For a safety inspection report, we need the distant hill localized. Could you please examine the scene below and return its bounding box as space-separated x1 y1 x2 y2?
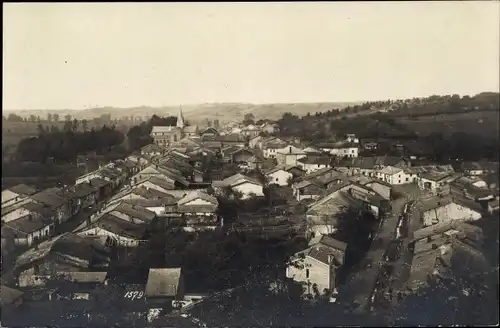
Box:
3 102 362 124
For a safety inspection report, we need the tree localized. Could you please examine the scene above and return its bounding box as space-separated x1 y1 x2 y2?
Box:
36 124 46 136
29 114 37 122
53 113 60 122
82 119 89 132
243 113 255 125
72 118 79 132
7 113 23 122
64 114 72 122
47 113 52 122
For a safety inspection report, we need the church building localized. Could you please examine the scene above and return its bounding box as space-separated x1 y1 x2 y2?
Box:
150 107 199 147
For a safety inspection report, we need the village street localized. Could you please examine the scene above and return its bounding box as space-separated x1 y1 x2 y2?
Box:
340 184 422 312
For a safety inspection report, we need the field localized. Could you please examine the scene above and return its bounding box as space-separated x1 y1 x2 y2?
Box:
395 110 500 138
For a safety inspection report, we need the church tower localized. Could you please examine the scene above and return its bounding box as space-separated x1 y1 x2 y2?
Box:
176 106 185 129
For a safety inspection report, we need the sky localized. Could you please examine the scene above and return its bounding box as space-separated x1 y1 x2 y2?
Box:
3 2 500 110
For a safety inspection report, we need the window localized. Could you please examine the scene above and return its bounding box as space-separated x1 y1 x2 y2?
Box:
406 177 409 182
306 269 310 278
275 178 279 182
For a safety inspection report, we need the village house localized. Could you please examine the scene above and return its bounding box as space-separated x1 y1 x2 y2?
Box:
240 125 261 138
362 141 378 151
30 188 72 225
302 145 323 154
222 147 255 164
449 177 494 201
140 144 164 157
292 180 326 202
286 235 347 297
89 177 114 200
77 212 148 247
461 162 486 176
183 125 200 138
109 202 157 226
212 173 264 199
305 188 364 235
276 145 307 166
363 179 392 200
297 155 332 173
417 171 457 192
261 123 279 134
246 155 264 171
200 127 219 138
15 233 111 287
248 135 263 149
2 213 54 247
1 184 37 210
406 221 485 292
317 141 359 158
145 268 185 317
374 166 413 185
176 191 219 231
264 165 305 187
416 195 483 227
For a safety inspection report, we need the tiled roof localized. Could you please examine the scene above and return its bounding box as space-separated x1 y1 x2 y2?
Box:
96 214 146 239
30 188 67 208
178 190 218 206
151 126 179 133
298 156 331 165
317 235 348 252
145 268 182 298
114 202 156 222
8 184 37 196
15 232 110 271
2 214 52 236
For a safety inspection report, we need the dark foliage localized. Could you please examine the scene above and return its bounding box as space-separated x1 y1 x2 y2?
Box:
15 125 124 163
126 115 179 151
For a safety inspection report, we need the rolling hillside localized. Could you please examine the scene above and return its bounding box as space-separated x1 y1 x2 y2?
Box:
3 102 362 123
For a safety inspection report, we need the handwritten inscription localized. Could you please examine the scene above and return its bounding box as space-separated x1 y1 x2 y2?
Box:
124 290 144 300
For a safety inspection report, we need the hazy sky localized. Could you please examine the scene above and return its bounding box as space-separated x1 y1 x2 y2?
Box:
3 2 499 110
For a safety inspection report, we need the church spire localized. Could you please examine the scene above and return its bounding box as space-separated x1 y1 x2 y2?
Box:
176 106 185 129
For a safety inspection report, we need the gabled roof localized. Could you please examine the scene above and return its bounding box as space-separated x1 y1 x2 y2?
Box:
308 190 363 214
132 186 177 202
2 214 52 236
151 126 179 134
298 155 331 165
113 202 156 222
95 213 146 240
216 173 263 188
145 268 182 298
30 188 67 208
419 171 454 182
141 143 163 153
178 190 218 206
15 232 110 271
7 184 37 196
378 166 403 175
89 177 112 188
142 176 176 191
317 235 348 252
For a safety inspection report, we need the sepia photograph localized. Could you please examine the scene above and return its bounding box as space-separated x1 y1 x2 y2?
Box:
2 2 499 327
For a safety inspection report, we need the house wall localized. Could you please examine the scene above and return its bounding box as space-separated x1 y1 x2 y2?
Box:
365 182 391 200
472 180 488 188
2 206 31 223
249 136 262 149
1 191 30 209
301 163 329 174
267 170 293 186
466 169 484 176
232 182 264 199
422 203 482 226
330 147 359 158
286 255 332 296
19 225 53 246
76 172 102 185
